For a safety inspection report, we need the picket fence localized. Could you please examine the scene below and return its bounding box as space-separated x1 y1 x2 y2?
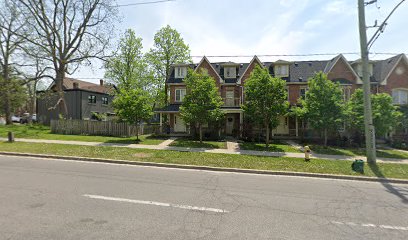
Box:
50 120 158 137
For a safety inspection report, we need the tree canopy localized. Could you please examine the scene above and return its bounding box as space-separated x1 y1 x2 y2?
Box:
180 69 224 143
299 72 344 146
242 65 288 147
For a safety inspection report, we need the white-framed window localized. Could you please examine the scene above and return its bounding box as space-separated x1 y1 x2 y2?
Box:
175 67 187 78
342 86 351 102
392 89 408 105
224 67 236 79
285 87 290 101
175 88 186 102
356 63 373 77
225 90 235 106
274 65 289 77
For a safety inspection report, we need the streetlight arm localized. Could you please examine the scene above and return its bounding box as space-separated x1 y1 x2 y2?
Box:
367 0 406 47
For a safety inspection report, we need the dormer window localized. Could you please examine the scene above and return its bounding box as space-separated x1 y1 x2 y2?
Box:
175 67 187 78
224 67 236 79
356 63 373 77
275 65 289 77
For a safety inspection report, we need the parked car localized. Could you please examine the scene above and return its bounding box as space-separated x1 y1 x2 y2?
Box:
20 113 37 124
11 115 20 123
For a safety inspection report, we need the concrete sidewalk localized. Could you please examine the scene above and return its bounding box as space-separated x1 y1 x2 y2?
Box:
1 137 407 164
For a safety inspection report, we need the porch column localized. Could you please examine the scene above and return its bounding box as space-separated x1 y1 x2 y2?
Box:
239 112 243 137
159 113 163 133
295 116 299 137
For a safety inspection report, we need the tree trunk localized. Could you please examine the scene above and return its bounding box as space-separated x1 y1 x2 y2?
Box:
199 124 203 144
136 124 139 141
55 68 68 118
4 93 12 125
324 128 328 146
265 124 270 148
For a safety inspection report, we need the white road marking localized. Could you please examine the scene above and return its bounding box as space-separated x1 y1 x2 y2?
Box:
332 221 408 231
83 194 228 213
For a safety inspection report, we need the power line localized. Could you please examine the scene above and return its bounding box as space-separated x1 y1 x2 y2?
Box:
190 52 404 58
114 0 176 7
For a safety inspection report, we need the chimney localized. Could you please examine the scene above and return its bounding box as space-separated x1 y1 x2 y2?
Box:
100 79 104 86
73 82 79 89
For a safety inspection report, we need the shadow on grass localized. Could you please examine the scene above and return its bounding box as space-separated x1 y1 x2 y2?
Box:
170 138 223 149
368 163 408 204
104 139 140 144
239 142 286 152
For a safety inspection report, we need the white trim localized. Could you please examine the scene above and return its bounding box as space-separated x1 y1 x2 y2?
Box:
194 56 223 82
383 54 407 85
238 55 263 84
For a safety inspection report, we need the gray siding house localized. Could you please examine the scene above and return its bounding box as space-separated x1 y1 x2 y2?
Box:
37 78 115 125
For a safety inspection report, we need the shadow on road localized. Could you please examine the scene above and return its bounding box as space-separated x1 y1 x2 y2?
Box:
368 163 408 204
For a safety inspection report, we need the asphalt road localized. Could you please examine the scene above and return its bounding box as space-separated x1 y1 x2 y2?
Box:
0 155 407 240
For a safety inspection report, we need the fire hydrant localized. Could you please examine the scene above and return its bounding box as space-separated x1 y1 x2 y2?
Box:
304 146 311 161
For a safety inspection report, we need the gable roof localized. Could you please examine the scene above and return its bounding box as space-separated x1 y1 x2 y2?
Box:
381 54 407 83
195 56 222 82
238 55 263 84
289 60 329 82
50 77 113 94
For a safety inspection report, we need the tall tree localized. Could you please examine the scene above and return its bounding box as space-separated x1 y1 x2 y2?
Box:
347 89 402 138
112 88 153 141
14 0 117 117
300 72 344 146
105 29 151 90
242 65 288 148
0 0 27 124
180 69 224 143
146 25 191 107
0 76 26 118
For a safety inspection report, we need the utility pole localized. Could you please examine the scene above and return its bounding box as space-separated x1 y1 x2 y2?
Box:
358 0 376 163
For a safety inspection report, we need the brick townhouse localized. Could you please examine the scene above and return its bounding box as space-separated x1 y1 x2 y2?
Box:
156 54 408 139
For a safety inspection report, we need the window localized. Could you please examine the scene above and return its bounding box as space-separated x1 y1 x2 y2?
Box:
342 86 351 102
88 95 96 104
224 67 236 78
225 90 235 106
102 97 108 105
285 87 290 101
175 88 186 102
275 65 289 77
175 67 187 78
356 63 373 77
300 87 308 99
393 89 408 105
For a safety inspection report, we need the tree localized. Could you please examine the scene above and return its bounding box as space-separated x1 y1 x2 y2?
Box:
0 76 26 117
14 0 118 117
180 69 224 143
242 65 288 148
347 89 402 138
112 88 153 141
146 25 191 107
300 72 344 146
0 0 27 124
105 29 152 90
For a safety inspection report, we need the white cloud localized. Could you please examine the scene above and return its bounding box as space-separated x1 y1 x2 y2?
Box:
324 1 355 15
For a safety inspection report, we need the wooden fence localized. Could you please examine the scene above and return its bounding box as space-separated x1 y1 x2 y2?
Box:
50 120 158 137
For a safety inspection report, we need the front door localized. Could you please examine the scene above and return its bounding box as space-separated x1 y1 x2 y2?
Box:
274 116 289 135
174 115 186 132
226 115 235 135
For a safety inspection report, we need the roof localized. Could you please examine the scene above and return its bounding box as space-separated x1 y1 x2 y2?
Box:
166 54 406 85
51 77 114 94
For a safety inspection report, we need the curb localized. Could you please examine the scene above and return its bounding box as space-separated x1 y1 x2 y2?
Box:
1 151 408 184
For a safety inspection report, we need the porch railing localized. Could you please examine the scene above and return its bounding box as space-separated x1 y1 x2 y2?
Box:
223 97 242 107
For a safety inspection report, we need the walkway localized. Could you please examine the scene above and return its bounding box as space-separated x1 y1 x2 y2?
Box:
1 137 407 164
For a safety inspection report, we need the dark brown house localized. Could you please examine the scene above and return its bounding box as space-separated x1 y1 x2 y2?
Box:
37 78 115 125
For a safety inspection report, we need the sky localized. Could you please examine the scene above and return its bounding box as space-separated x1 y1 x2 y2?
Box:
69 0 408 84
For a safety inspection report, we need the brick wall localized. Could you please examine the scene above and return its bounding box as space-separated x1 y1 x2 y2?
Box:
379 59 408 94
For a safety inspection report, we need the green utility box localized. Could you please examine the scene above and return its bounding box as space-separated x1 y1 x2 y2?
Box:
352 159 364 173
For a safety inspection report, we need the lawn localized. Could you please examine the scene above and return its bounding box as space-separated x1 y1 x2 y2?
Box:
0 141 407 180
0 124 166 145
169 138 226 149
309 145 408 159
239 141 300 153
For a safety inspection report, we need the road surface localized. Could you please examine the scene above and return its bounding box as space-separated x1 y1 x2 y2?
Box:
0 155 407 239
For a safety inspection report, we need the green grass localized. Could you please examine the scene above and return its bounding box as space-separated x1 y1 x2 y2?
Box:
0 141 407 180
239 141 300 153
0 124 166 145
169 138 226 149
309 145 408 159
